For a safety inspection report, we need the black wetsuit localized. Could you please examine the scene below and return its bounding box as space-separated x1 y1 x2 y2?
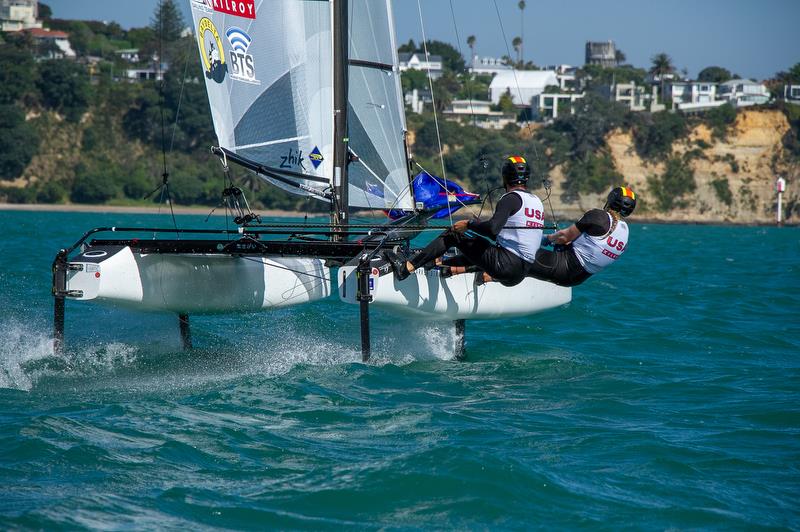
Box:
409 192 529 287
525 209 610 287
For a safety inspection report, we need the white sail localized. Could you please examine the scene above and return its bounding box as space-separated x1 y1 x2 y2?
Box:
347 0 414 210
188 0 334 198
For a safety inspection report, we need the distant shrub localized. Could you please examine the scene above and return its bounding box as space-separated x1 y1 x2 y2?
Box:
36 180 67 203
706 103 737 140
711 177 733 206
632 111 688 160
647 156 696 211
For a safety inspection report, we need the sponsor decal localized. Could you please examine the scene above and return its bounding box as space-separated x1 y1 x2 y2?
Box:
225 27 259 84
213 0 255 19
309 146 324 169
280 148 305 170
197 18 226 83
190 0 212 13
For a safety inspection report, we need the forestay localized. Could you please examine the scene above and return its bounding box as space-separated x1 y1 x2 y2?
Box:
188 0 334 198
347 0 413 210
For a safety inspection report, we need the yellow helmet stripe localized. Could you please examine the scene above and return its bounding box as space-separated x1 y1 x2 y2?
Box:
621 186 635 200
508 156 526 164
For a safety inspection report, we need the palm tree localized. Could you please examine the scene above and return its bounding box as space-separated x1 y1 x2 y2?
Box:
518 1 526 64
649 52 675 104
512 36 522 66
467 35 476 66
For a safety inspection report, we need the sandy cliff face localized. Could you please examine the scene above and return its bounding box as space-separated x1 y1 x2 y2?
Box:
546 109 796 224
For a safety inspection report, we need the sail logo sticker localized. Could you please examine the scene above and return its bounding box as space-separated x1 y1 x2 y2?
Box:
197 18 226 84
213 0 255 19
309 146 324 169
280 148 305 170
225 27 259 84
190 0 212 13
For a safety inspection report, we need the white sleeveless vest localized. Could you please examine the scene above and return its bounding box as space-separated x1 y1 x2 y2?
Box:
572 212 629 274
496 190 544 263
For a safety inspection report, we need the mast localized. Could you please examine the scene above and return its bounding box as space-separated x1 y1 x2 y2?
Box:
331 0 349 236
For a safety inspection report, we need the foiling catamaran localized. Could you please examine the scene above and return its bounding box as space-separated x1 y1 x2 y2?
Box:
52 0 571 360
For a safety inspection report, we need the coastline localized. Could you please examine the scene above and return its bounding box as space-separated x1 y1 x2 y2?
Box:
0 203 308 218
0 203 792 226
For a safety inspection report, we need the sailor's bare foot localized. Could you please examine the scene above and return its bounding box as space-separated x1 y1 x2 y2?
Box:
406 261 415 273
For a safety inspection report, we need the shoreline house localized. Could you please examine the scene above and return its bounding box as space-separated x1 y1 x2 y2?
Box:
531 92 585 121
0 0 40 31
469 55 512 76
443 99 516 129
585 41 618 68
668 81 725 112
489 70 559 106
718 79 770 107
20 27 75 59
785 84 800 105
398 52 443 79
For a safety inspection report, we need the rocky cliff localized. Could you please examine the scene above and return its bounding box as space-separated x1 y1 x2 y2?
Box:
545 109 797 224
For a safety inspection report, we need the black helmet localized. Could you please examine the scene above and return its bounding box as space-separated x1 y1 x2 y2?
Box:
605 186 636 217
501 156 531 187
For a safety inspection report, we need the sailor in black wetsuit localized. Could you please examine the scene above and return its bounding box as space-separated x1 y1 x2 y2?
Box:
526 186 636 286
386 156 545 287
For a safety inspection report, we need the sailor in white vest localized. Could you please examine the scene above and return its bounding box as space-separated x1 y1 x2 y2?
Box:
386 156 544 287
526 186 635 286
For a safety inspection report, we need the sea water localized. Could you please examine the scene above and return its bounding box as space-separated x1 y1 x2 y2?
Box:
0 210 798 529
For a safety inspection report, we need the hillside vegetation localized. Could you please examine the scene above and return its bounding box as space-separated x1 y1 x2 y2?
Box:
1 8 798 223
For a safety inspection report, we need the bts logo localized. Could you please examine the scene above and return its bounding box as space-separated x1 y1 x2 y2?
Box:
225 27 259 84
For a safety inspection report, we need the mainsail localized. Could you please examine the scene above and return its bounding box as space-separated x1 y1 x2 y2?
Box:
189 0 413 210
189 0 334 198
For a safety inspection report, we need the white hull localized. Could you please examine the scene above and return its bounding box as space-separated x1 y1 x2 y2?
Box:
338 259 571 321
66 246 331 314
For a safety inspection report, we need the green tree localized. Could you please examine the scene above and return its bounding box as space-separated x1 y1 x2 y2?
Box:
512 36 522 65
0 45 36 104
38 2 53 20
497 89 516 113
150 0 185 64
697 66 732 83
518 1 526 62
706 102 737 140
647 156 696 211
398 39 416 54
401 69 428 93
36 60 91 122
466 35 476 63
421 40 465 72
649 52 675 104
67 21 93 56
0 105 39 180
632 110 687 159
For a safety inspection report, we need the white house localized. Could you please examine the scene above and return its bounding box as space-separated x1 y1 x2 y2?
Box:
0 0 40 31
489 70 559 106
669 81 717 104
531 92 585 120
444 99 516 129
398 52 443 79
124 63 168 82
469 55 512 76
23 28 75 58
115 49 140 63
718 79 770 107
785 84 800 104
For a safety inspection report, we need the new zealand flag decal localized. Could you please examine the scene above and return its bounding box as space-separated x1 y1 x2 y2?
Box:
309 146 324 170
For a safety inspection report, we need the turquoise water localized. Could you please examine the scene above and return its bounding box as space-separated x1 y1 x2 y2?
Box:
0 210 798 529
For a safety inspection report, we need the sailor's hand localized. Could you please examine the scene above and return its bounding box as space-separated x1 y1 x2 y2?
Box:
453 220 470 233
